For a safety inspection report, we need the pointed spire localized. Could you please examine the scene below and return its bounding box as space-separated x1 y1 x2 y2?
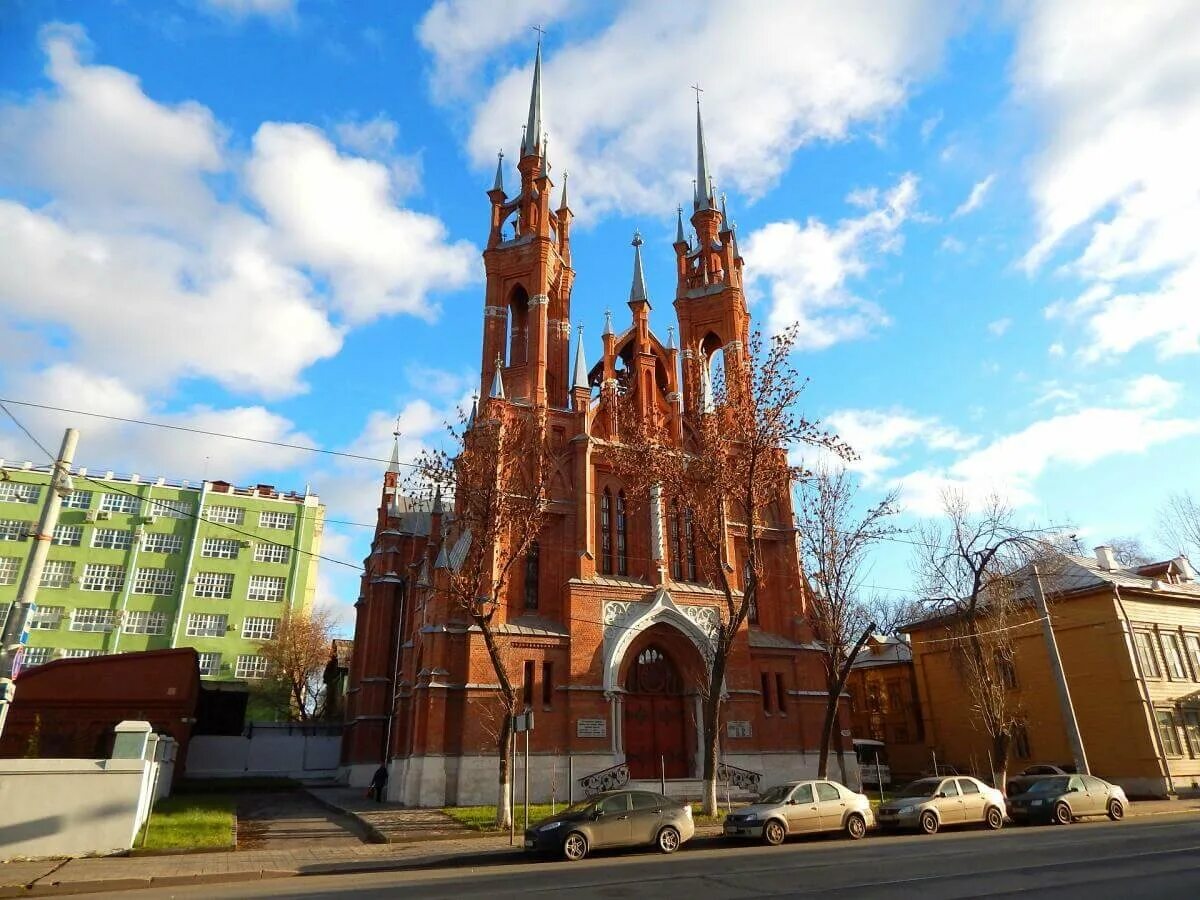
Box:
572 325 589 390
720 192 730 229
603 308 614 336
492 151 504 193
489 354 506 399
467 392 478 429
524 38 543 158
629 230 649 304
675 205 686 244
387 419 401 476
694 91 713 211
543 132 550 172
432 484 444 515
667 325 677 350
558 171 569 210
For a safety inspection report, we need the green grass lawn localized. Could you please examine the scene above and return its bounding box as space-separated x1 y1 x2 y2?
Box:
443 804 562 831
134 795 236 852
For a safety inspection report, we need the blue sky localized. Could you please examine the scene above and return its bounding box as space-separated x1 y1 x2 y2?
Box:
2 0 1198 625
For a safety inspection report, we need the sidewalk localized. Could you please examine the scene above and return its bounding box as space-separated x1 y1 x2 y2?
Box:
305 787 482 843
1 797 1195 898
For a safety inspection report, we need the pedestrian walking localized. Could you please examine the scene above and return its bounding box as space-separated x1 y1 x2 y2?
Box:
369 763 388 802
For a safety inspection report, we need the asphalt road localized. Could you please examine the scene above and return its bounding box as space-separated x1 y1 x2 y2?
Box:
121 815 1200 899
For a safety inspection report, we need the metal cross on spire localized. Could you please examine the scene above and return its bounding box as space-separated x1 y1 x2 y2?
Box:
691 82 704 103
532 23 546 41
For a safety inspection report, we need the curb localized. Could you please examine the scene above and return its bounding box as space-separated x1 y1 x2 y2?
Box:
302 790 389 845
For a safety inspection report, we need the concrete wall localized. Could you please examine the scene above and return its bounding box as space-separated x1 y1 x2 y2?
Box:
0 758 156 860
186 731 341 779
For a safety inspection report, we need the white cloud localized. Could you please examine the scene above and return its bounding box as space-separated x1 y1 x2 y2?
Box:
951 173 995 218
0 25 474 397
940 235 965 254
987 317 1012 337
246 123 476 323
424 1 956 217
920 111 943 142
335 114 399 157
1014 0 1200 359
743 175 919 348
199 0 296 19
1122 374 1181 411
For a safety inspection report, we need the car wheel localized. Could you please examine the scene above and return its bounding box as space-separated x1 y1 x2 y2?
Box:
657 825 682 854
919 811 939 835
845 813 867 840
1053 803 1072 826
763 819 787 846
1107 800 1124 821
562 832 589 861
985 806 1004 830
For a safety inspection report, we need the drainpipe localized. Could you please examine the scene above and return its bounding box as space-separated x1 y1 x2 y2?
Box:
111 481 150 653
171 481 209 649
1113 584 1175 795
382 580 407 765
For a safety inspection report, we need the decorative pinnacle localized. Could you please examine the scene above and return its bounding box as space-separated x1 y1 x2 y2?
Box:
667 325 677 350
492 150 504 193
603 308 614 336
572 324 589 390
693 85 713 212
523 33 543 159
489 353 506 399
629 230 649 305
558 171 569 210
676 205 686 244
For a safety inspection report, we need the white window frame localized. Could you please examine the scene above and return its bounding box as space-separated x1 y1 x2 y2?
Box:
133 567 176 596
39 559 75 588
253 542 291 564
0 482 40 503
258 510 296 530
204 505 244 525
123 610 168 635
235 654 269 679
29 605 64 630
193 571 234 599
91 528 134 551
0 556 22 584
197 652 222 676
70 608 117 632
61 489 93 510
148 498 191 519
186 612 228 637
201 538 241 559
241 616 279 640
247 574 286 602
81 563 125 592
142 532 184 554
100 493 140 514
0 519 29 542
62 648 105 659
52 524 83 547
21 646 51 667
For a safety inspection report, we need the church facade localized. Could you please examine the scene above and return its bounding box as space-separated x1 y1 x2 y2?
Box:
341 45 857 805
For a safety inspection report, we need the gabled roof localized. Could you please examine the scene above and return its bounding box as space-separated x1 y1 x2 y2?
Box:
851 635 912 669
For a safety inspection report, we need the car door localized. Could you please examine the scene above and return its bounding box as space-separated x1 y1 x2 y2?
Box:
784 783 820 834
935 778 964 823
629 791 666 844
591 793 633 847
1062 777 1087 816
815 782 848 831
956 778 985 822
1078 776 1107 816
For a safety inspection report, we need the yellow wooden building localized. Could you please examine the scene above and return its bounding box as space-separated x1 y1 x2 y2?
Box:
906 547 1200 798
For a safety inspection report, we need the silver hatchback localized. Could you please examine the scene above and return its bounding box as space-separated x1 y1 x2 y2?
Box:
724 779 874 845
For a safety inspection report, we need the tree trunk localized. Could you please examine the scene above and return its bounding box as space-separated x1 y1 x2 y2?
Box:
496 712 514 829
992 730 1012 794
700 651 729 816
817 627 875 779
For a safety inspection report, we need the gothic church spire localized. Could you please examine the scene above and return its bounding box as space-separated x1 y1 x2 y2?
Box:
522 38 544 158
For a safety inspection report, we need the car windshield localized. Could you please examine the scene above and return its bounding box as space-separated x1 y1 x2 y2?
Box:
895 779 941 798
757 785 795 804
558 798 598 816
1027 777 1071 794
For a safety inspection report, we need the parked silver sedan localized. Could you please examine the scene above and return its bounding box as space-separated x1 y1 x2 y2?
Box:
724 780 874 845
876 776 1006 834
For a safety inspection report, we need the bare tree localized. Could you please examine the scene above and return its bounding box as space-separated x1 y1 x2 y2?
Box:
914 492 1053 791
1159 492 1200 561
255 607 337 722
612 326 848 815
414 406 556 828
796 466 900 778
1106 536 1153 569
862 594 927 637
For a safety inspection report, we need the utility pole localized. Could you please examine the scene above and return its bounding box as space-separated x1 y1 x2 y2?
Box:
0 428 79 740
1032 564 1090 775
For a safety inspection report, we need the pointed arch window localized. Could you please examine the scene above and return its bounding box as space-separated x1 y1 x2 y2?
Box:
669 500 697 582
744 561 758 625
524 541 540 610
600 489 613 575
616 490 629 576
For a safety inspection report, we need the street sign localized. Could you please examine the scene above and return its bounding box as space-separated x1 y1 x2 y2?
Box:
515 710 535 732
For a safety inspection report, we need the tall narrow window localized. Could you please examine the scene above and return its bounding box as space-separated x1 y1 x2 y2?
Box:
616 490 628 576
669 501 682 581
684 507 697 581
524 541 540 609
775 673 787 713
745 562 758 624
523 660 535 709
760 672 772 712
600 489 613 575
542 661 553 707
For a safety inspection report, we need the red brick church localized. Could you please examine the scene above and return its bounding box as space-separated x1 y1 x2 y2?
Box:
341 44 855 805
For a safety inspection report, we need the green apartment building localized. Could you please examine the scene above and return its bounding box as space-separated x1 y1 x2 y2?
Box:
0 462 323 682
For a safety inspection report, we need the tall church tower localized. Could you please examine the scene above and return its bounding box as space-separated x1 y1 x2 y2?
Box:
672 97 748 416
481 41 575 409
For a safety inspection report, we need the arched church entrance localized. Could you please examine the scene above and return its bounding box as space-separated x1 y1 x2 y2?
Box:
622 637 698 779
